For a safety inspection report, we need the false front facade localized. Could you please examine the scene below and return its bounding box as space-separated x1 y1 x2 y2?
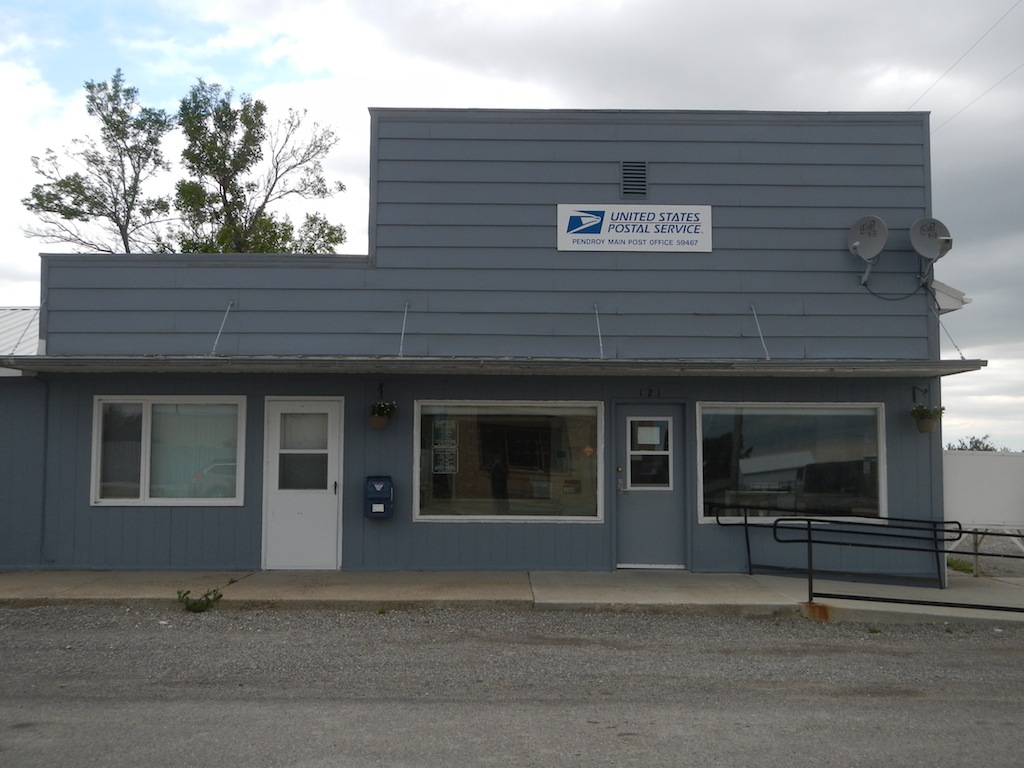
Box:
1 108 983 574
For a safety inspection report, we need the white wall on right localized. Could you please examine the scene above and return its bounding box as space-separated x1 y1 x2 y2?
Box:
943 451 1024 529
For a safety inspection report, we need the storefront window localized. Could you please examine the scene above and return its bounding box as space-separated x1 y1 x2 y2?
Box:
93 397 245 505
699 403 884 520
416 402 602 520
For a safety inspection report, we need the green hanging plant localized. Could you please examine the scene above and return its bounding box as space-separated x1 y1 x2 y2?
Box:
370 400 397 417
910 404 944 421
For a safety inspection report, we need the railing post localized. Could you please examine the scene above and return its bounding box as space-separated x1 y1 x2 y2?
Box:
743 507 753 575
806 520 814 604
933 520 946 588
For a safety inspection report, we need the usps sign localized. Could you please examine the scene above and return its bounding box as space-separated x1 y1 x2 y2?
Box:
557 204 712 252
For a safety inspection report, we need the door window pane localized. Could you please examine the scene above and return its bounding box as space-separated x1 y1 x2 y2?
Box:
627 418 672 489
281 413 328 450
279 454 329 490
630 455 670 487
632 421 669 451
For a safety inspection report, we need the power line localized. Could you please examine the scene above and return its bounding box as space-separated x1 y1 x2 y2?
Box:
932 58 1024 132
907 0 1022 111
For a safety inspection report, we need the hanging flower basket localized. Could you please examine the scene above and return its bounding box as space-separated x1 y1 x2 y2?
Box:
911 404 944 434
370 401 396 429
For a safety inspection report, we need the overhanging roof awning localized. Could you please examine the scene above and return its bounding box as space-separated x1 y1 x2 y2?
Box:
1 355 987 378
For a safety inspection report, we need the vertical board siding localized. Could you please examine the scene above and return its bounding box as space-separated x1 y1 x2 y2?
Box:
0 380 46 566
9 372 941 574
40 109 937 362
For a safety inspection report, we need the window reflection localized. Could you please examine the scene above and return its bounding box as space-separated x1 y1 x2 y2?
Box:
418 404 600 518
701 405 881 518
99 403 143 499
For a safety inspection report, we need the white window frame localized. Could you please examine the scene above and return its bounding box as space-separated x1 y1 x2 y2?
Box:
626 415 674 491
697 402 887 523
413 400 605 523
90 395 246 506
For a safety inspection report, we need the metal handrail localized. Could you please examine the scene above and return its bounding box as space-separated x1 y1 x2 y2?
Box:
784 519 1024 614
710 503 957 583
711 502 1024 614
770 516 960 602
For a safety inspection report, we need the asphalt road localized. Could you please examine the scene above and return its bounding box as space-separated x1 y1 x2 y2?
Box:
2 605 1023 767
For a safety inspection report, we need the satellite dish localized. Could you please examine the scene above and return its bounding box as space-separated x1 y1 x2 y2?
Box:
910 217 952 261
846 216 888 263
846 216 888 285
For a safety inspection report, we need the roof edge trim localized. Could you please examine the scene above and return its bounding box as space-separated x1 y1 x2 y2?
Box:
1 355 987 378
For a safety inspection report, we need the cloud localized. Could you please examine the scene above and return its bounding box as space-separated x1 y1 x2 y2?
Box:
0 52 98 303
942 354 1024 450
2 0 1022 445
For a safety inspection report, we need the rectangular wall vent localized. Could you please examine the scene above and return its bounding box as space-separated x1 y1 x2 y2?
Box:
620 161 648 198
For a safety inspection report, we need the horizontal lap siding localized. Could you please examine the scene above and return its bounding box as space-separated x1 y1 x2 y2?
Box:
376 205 924 230
376 182 923 208
42 110 934 361
376 160 925 187
369 110 933 361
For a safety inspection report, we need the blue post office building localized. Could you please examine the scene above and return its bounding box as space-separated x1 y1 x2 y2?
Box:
1 108 984 575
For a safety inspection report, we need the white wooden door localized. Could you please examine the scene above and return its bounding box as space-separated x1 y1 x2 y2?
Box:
263 398 343 569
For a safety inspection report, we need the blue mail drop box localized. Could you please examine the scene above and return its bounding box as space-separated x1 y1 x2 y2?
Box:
364 475 394 519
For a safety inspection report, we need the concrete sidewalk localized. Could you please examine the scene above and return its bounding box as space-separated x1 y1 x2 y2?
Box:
2 569 1024 624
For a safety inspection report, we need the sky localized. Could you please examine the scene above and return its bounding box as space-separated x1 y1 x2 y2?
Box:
1 0 1022 448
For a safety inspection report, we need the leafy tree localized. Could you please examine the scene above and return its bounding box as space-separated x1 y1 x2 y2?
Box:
22 69 176 253
945 434 1014 452
173 81 346 253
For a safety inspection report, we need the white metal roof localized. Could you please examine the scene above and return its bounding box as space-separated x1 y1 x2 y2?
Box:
0 308 39 377
0 308 39 354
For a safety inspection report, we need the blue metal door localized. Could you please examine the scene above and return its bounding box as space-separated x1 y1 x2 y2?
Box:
615 403 686 568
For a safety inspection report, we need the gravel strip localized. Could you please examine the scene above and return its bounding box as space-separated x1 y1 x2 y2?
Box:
3 604 1022 703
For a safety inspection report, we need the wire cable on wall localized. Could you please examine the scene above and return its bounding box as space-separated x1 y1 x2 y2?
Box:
862 282 923 302
749 304 771 360
210 301 234 356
